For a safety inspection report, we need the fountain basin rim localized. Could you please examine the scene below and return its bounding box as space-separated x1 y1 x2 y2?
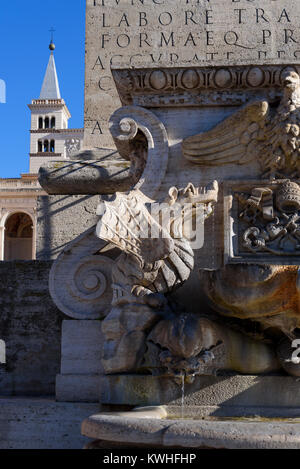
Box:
82 406 300 449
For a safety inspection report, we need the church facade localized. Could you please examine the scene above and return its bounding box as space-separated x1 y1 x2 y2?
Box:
0 43 84 261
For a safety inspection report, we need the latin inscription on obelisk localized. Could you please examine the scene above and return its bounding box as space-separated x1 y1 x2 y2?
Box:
85 0 300 149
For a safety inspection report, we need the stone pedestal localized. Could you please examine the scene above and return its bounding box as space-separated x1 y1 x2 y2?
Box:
100 374 300 416
56 320 104 402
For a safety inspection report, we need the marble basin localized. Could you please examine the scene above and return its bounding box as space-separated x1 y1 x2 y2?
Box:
82 406 300 449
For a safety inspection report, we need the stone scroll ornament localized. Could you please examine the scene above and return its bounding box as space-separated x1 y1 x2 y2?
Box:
109 106 169 199
49 226 116 320
49 107 170 321
182 70 300 180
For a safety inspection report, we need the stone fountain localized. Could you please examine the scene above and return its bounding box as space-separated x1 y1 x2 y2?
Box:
38 1 300 449
39 64 300 449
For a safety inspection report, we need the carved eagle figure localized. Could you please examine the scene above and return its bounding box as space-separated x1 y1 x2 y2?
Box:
182 70 300 179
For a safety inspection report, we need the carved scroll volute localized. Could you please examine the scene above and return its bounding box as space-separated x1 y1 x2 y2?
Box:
109 106 169 199
49 227 116 320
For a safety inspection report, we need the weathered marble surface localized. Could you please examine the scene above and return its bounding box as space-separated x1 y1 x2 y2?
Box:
56 320 105 402
85 0 300 149
99 374 300 407
38 158 133 195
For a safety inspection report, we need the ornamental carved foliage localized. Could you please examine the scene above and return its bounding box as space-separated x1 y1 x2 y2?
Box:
236 180 300 257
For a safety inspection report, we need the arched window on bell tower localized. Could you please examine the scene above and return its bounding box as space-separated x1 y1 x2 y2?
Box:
44 140 49 152
38 140 43 153
45 117 50 129
38 117 43 129
51 117 56 129
50 140 55 153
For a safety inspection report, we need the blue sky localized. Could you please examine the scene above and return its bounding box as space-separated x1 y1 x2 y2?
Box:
0 0 85 177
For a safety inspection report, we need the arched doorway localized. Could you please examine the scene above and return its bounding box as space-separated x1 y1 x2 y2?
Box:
4 213 33 261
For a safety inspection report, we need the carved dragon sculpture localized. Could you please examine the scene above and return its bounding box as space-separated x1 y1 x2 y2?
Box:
46 72 300 381
96 182 218 303
96 182 219 374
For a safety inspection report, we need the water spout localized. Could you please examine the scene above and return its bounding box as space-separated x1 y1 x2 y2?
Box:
181 373 185 419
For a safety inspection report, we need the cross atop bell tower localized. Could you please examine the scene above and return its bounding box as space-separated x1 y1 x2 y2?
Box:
49 27 55 43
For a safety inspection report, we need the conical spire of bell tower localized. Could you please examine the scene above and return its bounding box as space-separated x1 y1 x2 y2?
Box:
39 40 61 100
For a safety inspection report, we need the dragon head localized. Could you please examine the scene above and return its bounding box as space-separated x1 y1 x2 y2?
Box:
163 181 218 244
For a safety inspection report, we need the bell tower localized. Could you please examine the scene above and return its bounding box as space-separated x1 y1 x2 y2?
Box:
28 40 83 174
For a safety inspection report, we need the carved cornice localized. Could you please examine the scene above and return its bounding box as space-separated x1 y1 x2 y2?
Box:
112 64 300 107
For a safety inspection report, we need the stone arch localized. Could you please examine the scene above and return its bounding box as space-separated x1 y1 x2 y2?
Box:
2 212 34 261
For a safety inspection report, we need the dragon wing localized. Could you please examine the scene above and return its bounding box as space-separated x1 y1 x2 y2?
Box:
96 192 174 265
182 100 269 166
